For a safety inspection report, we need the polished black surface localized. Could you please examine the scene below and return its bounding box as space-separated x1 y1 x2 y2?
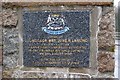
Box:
23 10 91 67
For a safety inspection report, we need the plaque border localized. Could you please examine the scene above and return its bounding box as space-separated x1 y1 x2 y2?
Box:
18 6 100 69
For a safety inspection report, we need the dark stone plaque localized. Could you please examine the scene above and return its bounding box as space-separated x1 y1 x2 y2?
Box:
23 10 90 67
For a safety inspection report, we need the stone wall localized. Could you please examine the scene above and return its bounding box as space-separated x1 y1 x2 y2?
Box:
2 3 115 78
97 7 115 73
0 3 3 79
0 7 2 65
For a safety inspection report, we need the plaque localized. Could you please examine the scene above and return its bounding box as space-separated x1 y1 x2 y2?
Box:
23 10 90 67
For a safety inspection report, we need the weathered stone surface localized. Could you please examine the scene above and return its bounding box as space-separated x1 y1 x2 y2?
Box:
3 28 19 69
0 26 2 46
96 72 114 78
2 0 113 2
4 67 91 78
2 8 18 28
99 7 115 31
3 28 18 55
0 11 2 67
98 7 115 51
2 1 113 8
97 51 114 73
102 7 115 17
0 49 2 65
3 70 13 78
0 28 2 46
0 66 2 79
0 11 2 46
0 24 2 58
12 70 91 78
3 55 18 69
0 12 2 26
0 10 3 80
98 30 115 51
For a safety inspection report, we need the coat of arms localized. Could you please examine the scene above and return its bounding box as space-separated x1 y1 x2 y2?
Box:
42 14 69 35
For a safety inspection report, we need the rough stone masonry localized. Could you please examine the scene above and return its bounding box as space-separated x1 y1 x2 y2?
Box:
2 2 115 78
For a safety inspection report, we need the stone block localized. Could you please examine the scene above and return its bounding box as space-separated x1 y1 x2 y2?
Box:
0 49 2 65
0 27 2 46
98 30 115 51
2 8 18 28
0 66 2 79
2 0 113 2
97 51 115 73
98 7 115 51
0 12 2 26
3 28 19 69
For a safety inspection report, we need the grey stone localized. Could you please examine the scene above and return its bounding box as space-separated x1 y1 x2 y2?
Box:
0 27 2 45
12 70 91 78
0 66 2 79
0 11 2 46
3 28 19 69
102 7 114 16
12 70 23 78
3 28 19 55
0 12 2 26
0 49 2 65
96 72 114 78
3 55 18 69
